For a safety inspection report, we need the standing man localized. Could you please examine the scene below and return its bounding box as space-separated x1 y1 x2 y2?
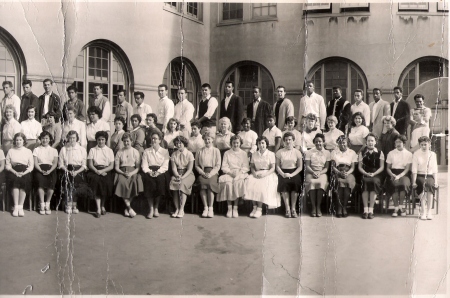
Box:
350 89 370 126
326 86 351 132
298 81 326 130
38 79 62 123
1 81 21 121
63 85 85 122
174 87 195 138
410 94 432 128
19 80 39 122
390 86 410 136
156 84 174 133
273 85 294 131
133 91 152 126
369 88 390 137
219 81 244 134
89 83 110 123
115 89 133 131
246 86 272 137
196 83 218 135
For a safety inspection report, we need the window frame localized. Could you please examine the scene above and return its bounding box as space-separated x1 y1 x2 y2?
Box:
164 2 203 23
398 2 429 12
0 29 27 97
340 3 370 13
219 3 278 25
303 3 332 15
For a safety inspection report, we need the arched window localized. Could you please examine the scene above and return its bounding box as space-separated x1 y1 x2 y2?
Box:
0 28 26 94
222 61 275 108
399 56 449 99
71 40 133 121
307 57 367 104
162 57 201 107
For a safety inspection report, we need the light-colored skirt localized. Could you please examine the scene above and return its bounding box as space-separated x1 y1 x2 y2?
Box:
244 170 280 209
114 166 143 198
217 172 248 202
169 172 196 195
305 173 328 192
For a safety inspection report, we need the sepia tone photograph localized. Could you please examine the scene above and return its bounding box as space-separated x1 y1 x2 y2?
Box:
0 0 448 296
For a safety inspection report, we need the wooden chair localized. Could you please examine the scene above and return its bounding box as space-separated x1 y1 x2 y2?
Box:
408 185 440 215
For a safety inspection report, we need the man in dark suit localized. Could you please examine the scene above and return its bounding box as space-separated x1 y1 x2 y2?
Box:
19 79 39 122
325 86 351 132
220 81 244 133
246 86 272 137
390 86 410 136
38 79 62 123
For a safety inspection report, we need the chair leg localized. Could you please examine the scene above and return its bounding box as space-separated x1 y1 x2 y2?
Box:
1 184 5 212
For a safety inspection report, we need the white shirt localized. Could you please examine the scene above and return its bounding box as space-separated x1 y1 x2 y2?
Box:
412 150 438 175
276 147 303 169
21 119 42 140
262 126 282 147
141 146 170 174
33 145 58 165
58 144 87 169
174 99 195 129
331 148 358 166
1 93 21 121
62 118 87 147
86 119 110 141
187 134 205 153
298 92 327 129
93 95 111 122
87 145 115 167
6 146 34 172
392 98 401 118
348 125 370 146
133 103 153 126
351 101 371 125
238 130 258 153
386 148 412 169
252 98 261 121
197 96 219 119
157 96 175 133
224 93 233 110
43 94 50 115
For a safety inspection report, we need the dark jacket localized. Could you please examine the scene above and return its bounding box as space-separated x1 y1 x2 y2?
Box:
390 100 410 136
20 92 40 122
38 92 62 123
246 100 272 137
220 94 244 134
326 97 352 132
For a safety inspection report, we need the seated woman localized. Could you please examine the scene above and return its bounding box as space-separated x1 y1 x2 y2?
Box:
42 112 62 150
60 106 86 149
348 112 369 154
195 132 221 218
301 113 322 152
331 135 357 218
169 136 196 218
87 131 115 218
164 118 181 156
218 135 250 218
276 132 303 218
377 116 400 158
58 130 89 214
358 133 385 219
304 133 330 217
324 116 344 151
385 135 412 217
262 114 282 153
114 132 144 218
33 131 58 215
281 116 302 150
187 120 205 156
412 136 438 220
2 104 22 155
214 117 234 158
110 116 126 155
21 105 42 151
238 118 258 155
86 106 110 153
129 114 146 154
6 132 34 217
141 131 170 219
410 110 431 153
245 136 280 218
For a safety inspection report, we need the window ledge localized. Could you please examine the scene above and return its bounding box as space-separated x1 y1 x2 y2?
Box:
397 11 448 16
217 17 278 27
163 7 203 24
302 12 370 19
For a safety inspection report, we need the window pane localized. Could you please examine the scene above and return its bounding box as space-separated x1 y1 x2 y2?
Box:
238 65 258 89
223 3 243 20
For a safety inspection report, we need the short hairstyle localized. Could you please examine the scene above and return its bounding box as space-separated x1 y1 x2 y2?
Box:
130 114 142 124
382 115 397 126
191 120 202 129
326 115 338 124
22 80 32 87
283 131 296 141
122 132 132 142
146 130 163 146
178 87 187 93
43 79 53 85
134 91 145 98
2 81 13 88
26 105 36 113
158 84 168 91
202 131 214 140
394 135 408 144
332 86 342 91
146 113 157 123
92 83 103 89
373 88 382 94
266 114 276 120
95 131 109 142
3 104 17 119
305 113 317 122
414 94 425 101
354 89 364 95
305 80 314 86
365 132 378 143
285 116 298 126
38 131 54 145
117 89 126 95
252 86 261 92
351 112 366 127
166 117 180 131
256 136 270 147
218 117 232 131
276 85 286 91
225 81 234 88
393 86 403 93
44 111 59 123
87 106 102 118
173 135 189 147
13 132 27 146
230 134 243 146
66 130 80 142
114 116 126 126
418 136 431 144
201 83 211 89
67 85 77 93
241 117 252 125
313 133 325 143
66 106 76 113
336 135 350 144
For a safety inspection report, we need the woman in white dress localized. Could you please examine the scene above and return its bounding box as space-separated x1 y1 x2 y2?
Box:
281 116 303 150
238 118 258 155
301 113 322 152
244 136 280 218
218 135 250 218
214 117 234 159
324 116 344 151
348 112 369 154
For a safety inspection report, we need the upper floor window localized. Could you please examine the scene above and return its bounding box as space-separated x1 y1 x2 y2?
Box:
252 3 277 18
0 29 26 97
303 3 332 14
0 40 17 87
222 3 243 20
398 2 429 12
220 3 277 24
164 2 203 22
438 1 449 12
340 3 370 12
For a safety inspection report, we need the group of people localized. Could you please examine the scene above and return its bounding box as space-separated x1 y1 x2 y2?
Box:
0 78 439 220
